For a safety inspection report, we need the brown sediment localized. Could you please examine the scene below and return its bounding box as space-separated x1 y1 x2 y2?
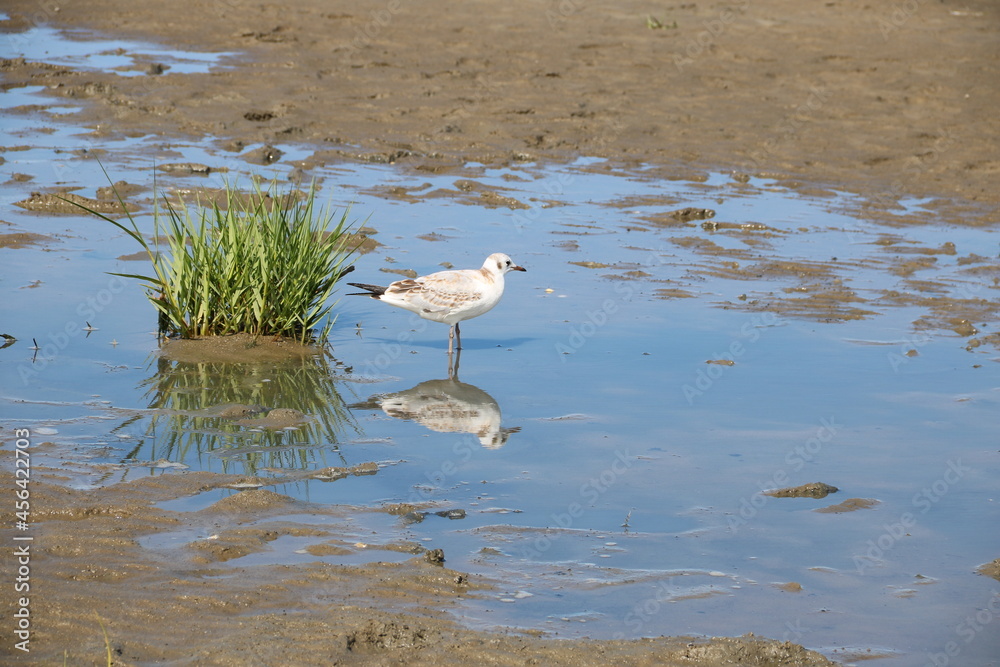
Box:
157 332 322 363
0 465 837 665
0 0 996 222
0 231 57 248
764 482 839 499
815 498 881 513
1 0 998 660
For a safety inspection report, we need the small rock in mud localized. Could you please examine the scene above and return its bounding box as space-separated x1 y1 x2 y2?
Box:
670 207 716 222
242 144 284 165
764 482 839 498
424 548 446 565
815 498 880 513
434 509 466 520
951 319 979 337
158 162 214 175
775 582 803 593
384 503 423 516
14 191 137 215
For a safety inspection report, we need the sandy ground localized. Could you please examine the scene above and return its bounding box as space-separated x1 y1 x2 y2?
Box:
0 462 838 665
2 0 999 221
3 0 999 663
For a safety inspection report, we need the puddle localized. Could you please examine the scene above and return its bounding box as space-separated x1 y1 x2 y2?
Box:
2 18 237 76
2 22 1000 667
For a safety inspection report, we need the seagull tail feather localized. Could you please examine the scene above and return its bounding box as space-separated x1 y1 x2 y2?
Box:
346 282 387 297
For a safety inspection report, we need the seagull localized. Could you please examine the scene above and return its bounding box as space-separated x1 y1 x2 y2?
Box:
351 378 520 449
347 252 526 353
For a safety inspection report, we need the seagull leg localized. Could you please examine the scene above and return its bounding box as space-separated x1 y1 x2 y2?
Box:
455 322 462 351
448 325 455 355
448 346 461 380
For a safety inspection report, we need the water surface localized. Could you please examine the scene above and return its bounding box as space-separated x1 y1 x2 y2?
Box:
1 26 999 667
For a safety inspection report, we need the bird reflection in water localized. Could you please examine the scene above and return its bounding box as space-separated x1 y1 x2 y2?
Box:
350 349 519 449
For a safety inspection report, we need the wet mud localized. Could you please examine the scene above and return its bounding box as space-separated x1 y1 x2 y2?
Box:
764 482 839 499
1 0 999 663
14 191 138 215
1 0 997 221
0 463 837 665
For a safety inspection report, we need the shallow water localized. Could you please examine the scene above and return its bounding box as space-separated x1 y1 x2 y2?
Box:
3 20 237 75
2 25 1000 666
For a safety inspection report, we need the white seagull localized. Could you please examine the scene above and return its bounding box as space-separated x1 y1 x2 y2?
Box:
347 252 526 353
352 378 521 449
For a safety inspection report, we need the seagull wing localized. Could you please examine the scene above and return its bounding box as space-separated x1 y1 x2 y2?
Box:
384 270 490 315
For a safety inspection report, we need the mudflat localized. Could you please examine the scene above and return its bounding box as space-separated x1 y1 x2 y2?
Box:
2 0 998 664
2 0 998 219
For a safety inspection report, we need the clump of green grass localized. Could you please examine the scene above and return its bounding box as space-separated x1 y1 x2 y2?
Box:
72 175 359 343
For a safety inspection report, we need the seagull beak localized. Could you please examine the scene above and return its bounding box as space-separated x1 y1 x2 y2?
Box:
512 265 527 272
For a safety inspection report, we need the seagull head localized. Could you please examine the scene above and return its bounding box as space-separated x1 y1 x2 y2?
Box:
484 253 527 275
